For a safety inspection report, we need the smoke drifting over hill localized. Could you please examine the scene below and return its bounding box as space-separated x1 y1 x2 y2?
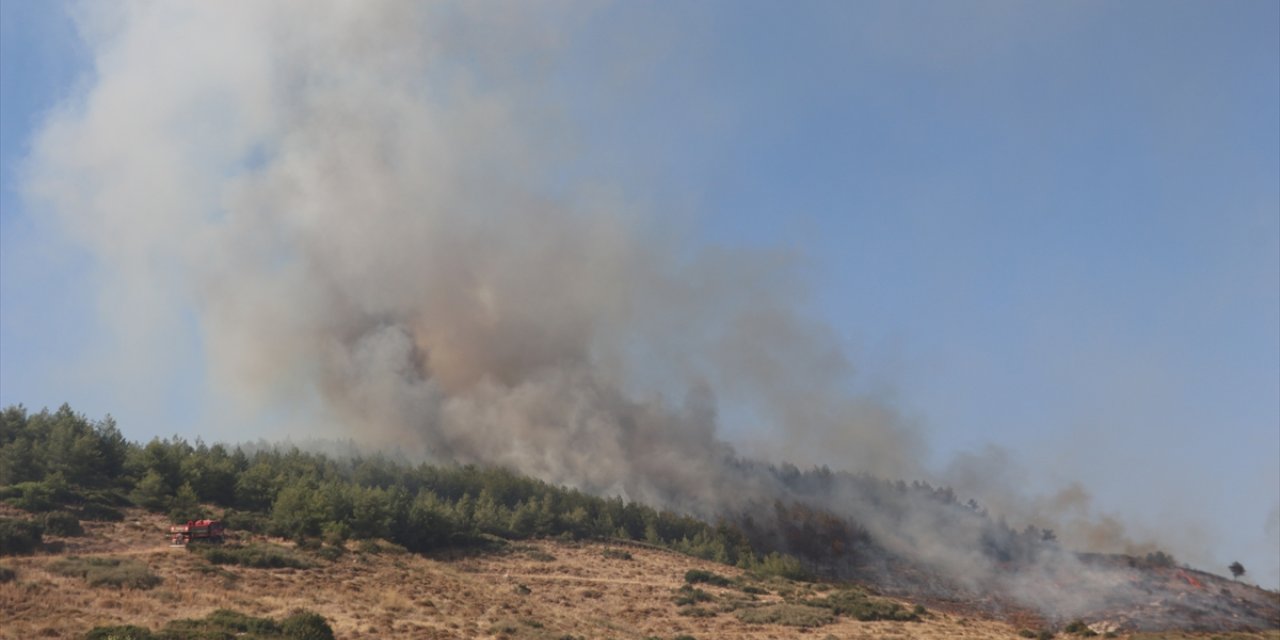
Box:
21 1 1264 621
27 0 923 516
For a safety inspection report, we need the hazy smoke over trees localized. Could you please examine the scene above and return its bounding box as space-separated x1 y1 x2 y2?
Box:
22 0 1217 613
26 0 921 513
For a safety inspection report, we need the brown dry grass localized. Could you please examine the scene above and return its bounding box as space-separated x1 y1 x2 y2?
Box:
0 506 1274 640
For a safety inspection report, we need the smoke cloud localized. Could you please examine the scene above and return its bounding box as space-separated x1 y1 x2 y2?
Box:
22 0 1232 621
27 0 920 511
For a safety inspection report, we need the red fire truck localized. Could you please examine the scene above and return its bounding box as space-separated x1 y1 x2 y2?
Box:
168 519 226 546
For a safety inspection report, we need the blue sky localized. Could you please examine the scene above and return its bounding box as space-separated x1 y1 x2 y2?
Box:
1 1 1277 584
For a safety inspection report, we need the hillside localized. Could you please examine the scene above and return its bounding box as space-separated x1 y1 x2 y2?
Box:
2 505 1278 640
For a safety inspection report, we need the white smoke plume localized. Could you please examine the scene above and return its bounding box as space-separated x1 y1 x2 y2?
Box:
23 0 1235 622
27 0 919 510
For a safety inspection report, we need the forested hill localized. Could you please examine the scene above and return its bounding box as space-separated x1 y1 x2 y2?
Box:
0 403 802 574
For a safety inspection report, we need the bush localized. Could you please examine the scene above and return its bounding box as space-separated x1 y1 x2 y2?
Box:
684 569 732 587
86 608 336 640
673 585 714 606
0 517 44 555
79 502 125 522
3 480 64 512
0 565 15 583
602 548 632 560
279 609 335 640
43 511 84 536
677 605 716 617
321 521 350 548
193 543 313 569
801 588 920 622
751 552 810 581
83 625 155 640
221 509 268 534
49 556 161 589
1063 620 1097 636
161 608 280 638
735 604 835 627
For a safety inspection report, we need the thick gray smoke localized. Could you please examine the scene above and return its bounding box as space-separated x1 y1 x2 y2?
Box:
23 0 1199 620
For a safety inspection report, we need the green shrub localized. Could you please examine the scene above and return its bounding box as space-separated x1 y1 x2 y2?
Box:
602 548 633 560
750 552 810 581
801 588 920 622
192 543 313 569
677 605 716 617
4 480 64 512
43 511 84 536
49 556 161 589
0 517 44 555
279 609 335 640
79 502 125 522
321 522 350 548
160 608 280 638
0 564 16 583
735 604 835 627
673 585 714 606
89 608 335 640
1063 620 1097 636
684 569 732 587
221 509 268 534
83 625 155 640
524 549 556 562
315 545 343 562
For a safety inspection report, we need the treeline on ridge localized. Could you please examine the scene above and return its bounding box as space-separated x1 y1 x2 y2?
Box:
0 403 793 571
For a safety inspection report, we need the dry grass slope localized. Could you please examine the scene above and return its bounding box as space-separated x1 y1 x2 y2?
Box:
1 506 1276 640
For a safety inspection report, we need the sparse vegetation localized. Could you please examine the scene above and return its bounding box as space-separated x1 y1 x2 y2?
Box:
749 551 811 581
82 608 334 640
0 516 44 555
735 603 835 627
48 556 161 589
684 568 732 586
83 625 154 640
1064 619 1098 636
678 605 717 617
673 584 715 605
4 403 1279 639
43 511 84 536
191 543 314 569
801 588 922 622
1229 561 1246 579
